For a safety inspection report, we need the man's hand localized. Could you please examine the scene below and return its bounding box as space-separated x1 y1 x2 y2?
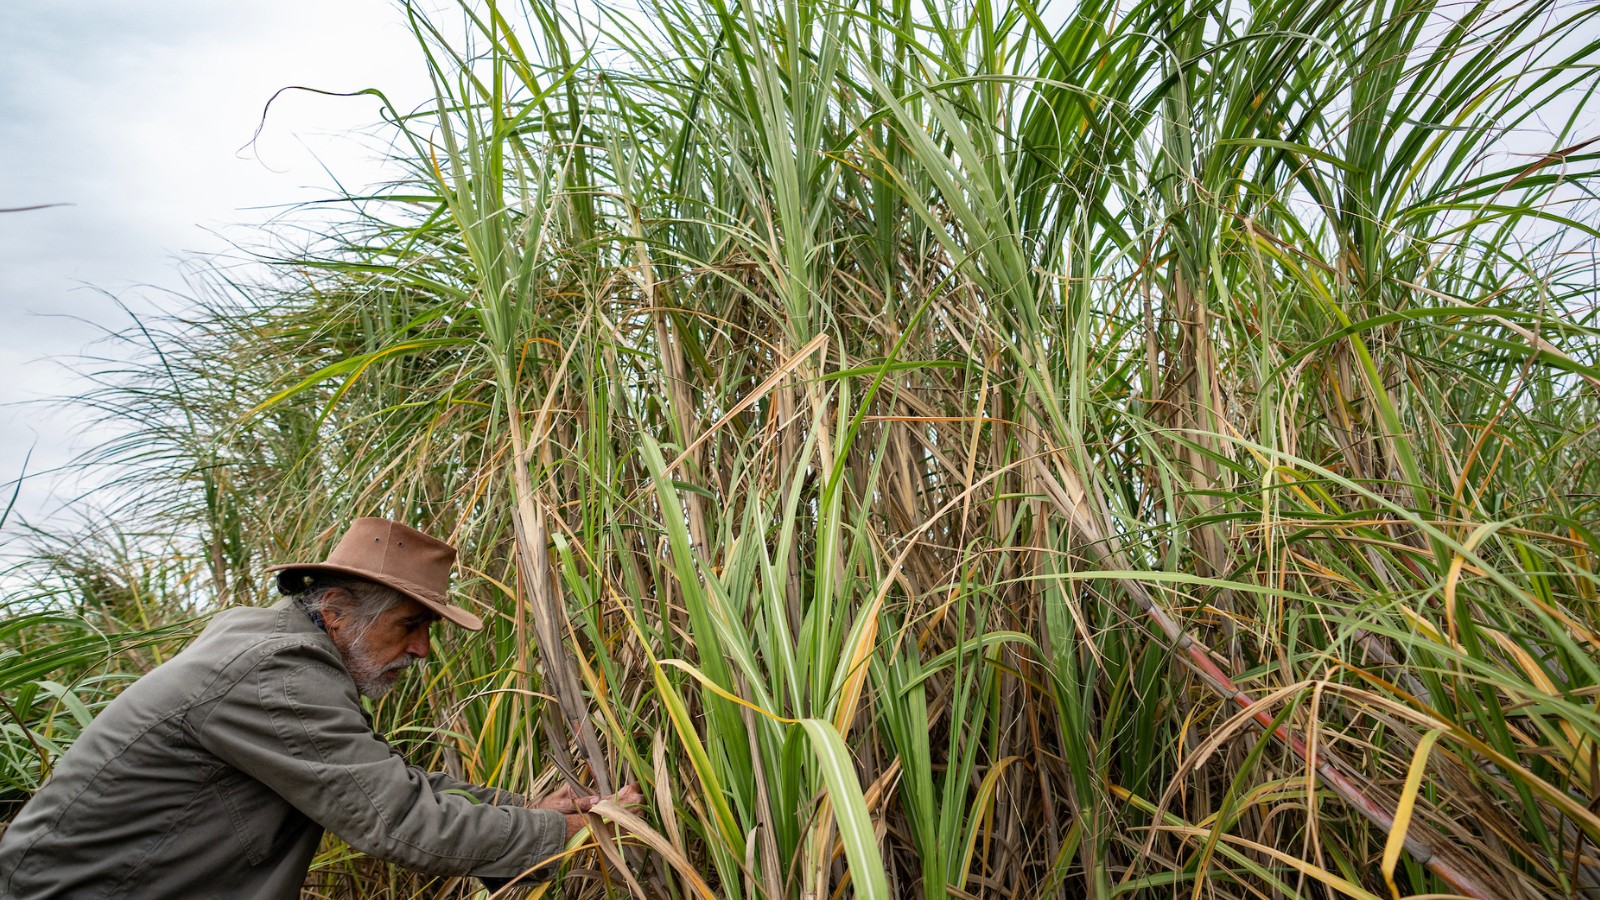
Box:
536 783 645 841
534 782 598 815
607 783 644 810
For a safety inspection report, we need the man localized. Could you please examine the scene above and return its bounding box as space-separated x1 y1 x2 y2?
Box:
0 517 637 898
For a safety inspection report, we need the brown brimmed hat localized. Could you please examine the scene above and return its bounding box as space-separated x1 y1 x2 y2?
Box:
267 517 483 631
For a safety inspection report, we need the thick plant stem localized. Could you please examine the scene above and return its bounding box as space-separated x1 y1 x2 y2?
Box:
1030 460 1498 898
1125 554 1493 896
507 403 614 797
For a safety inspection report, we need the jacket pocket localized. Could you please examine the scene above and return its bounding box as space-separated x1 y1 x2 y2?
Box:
213 766 313 866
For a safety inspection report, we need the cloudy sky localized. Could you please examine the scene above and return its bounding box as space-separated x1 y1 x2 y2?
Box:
0 0 438 534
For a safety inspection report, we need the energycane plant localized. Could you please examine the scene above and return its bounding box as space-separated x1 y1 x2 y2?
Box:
5 0 1600 897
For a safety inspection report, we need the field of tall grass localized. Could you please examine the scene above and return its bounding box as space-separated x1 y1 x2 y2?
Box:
5 0 1600 896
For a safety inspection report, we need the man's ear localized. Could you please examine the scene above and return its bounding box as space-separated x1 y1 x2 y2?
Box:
319 587 353 634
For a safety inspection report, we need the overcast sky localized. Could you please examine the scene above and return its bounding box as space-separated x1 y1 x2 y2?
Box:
0 0 438 537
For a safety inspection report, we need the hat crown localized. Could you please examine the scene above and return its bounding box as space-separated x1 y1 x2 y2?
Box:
269 517 483 631
325 517 455 598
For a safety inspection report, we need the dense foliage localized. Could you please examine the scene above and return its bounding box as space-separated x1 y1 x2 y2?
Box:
6 0 1600 897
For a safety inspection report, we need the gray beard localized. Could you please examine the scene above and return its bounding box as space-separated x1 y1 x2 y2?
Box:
341 638 419 699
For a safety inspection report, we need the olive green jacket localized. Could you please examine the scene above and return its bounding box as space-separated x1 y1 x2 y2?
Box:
0 599 566 899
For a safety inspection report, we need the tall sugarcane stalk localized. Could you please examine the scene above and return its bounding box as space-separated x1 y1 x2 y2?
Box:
506 403 613 796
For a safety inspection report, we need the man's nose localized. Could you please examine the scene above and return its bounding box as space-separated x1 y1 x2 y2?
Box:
408 629 431 659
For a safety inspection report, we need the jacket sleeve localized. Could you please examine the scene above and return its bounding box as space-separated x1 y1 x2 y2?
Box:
190 640 567 880
424 771 529 807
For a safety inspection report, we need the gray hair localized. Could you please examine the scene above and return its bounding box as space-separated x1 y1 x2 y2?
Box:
283 576 407 645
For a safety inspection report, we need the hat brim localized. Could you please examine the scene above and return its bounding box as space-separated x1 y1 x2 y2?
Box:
266 562 484 631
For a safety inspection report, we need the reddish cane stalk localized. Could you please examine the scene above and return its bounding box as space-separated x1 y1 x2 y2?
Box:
1122 565 1494 897
1028 459 1496 898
